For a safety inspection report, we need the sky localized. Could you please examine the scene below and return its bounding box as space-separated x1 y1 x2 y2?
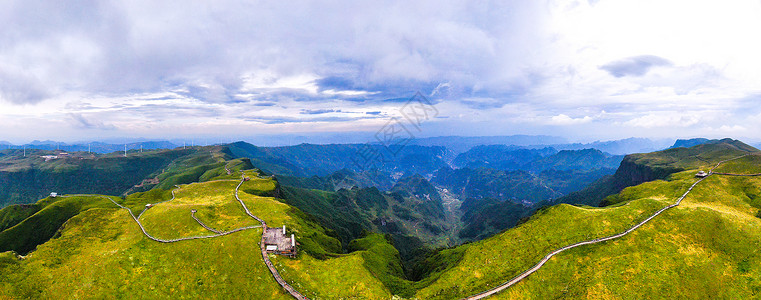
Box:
1 0 761 144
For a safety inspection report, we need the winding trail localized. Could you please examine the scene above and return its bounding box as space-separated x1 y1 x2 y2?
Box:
61 193 261 243
233 174 309 300
61 173 308 299
464 154 751 299
191 209 223 234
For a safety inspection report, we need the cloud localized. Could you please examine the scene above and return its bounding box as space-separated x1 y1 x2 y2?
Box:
300 109 341 115
460 97 509 109
67 113 116 130
246 116 360 125
600 55 673 77
0 70 50 104
548 114 593 125
623 113 700 128
2 0 761 142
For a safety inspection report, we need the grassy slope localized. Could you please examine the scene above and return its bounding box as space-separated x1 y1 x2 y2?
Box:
0 148 194 207
0 204 39 232
0 195 117 254
0 170 399 299
416 153 761 299
557 138 756 207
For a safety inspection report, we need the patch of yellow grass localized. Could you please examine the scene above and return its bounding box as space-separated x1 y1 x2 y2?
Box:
586 282 617 300
679 202 756 223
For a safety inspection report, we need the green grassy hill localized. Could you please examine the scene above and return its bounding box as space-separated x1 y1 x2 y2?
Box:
2 139 761 299
0 148 200 208
556 138 755 207
412 139 761 299
0 167 409 299
0 145 266 209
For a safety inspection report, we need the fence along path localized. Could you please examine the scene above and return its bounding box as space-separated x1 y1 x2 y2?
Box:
464 154 750 299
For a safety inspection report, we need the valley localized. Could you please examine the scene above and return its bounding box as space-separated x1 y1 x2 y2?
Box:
4 2 760 299
1 138 760 299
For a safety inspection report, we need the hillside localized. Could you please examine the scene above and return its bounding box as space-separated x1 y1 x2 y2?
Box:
3 139 760 299
0 168 411 299
556 138 757 207
524 149 622 172
411 140 761 299
452 146 556 170
226 141 449 177
277 173 460 279
276 168 396 191
432 167 562 204
0 148 202 208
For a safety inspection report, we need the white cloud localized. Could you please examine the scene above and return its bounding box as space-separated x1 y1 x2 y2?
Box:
1 0 761 142
623 113 701 128
549 114 594 125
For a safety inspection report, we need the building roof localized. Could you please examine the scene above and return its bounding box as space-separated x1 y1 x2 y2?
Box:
263 226 295 252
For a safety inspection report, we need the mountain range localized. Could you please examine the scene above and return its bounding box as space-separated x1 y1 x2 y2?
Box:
1 137 760 298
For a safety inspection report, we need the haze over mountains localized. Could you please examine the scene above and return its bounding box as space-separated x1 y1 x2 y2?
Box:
0 135 676 155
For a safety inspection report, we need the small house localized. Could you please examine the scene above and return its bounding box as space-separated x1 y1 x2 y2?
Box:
50 192 58 198
696 171 708 178
41 155 59 161
263 224 297 257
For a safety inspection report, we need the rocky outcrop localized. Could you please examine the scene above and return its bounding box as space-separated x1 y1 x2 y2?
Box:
610 155 682 191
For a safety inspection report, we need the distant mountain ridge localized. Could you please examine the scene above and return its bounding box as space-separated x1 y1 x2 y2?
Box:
546 137 673 155
409 135 672 155
0 140 178 154
556 138 760 207
226 141 450 177
453 146 623 172
410 135 568 154
669 138 710 148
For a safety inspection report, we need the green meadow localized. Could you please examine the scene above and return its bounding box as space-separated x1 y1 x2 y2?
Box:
415 154 761 299
0 169 405 299
2 141 761 299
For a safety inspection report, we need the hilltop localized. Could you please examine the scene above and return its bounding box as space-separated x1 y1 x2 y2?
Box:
555 138 756 207
0 167 410 299
0 146 255 208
